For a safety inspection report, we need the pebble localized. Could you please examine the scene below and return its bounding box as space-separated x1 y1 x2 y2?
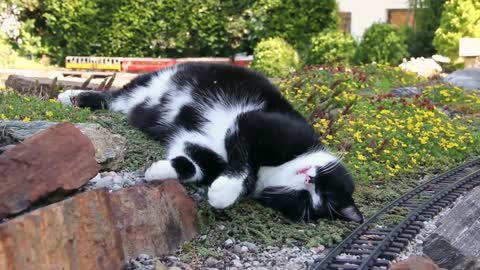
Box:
224 239 234 247
204 257 219 267
86 171 146 191
242 242 258 252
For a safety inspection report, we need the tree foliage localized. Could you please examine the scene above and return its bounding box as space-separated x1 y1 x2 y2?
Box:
2 0 339 64
433 0 480 59
405 0 446 57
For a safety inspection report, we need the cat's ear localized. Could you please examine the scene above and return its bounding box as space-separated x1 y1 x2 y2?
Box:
340 204 364 223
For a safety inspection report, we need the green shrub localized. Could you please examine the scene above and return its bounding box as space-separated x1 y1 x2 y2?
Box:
306 30 356 65
251 37 300 78
356 23 409 65
433 0 480 60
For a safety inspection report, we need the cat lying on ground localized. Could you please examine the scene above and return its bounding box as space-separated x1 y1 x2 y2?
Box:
59 62 364 223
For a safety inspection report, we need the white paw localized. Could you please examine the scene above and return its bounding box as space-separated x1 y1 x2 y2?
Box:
144 160 178 182
57 90 87 106
208 176 244 209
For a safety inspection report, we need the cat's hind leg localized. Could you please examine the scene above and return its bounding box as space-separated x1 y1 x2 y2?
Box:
58 90 111 110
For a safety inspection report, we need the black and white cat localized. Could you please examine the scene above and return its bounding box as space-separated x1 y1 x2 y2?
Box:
58 62 363 223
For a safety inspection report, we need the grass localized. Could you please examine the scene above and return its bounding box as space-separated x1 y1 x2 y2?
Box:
1 64 479 263
0 88 163 171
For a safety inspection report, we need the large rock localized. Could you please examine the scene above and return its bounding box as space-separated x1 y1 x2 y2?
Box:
444 68 480 91
0 181 198 270
399 57 442 78
0 122 100 218
423 186 480 270
0 120 126 170
110 180 198 258
0 190 125 270
389 256 441 270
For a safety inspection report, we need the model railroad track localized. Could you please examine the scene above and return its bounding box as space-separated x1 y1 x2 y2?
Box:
314 157 480 270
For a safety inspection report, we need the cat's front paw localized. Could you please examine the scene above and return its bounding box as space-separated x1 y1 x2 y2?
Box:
144 160 178 182
57 90 87 106
208 176 244 209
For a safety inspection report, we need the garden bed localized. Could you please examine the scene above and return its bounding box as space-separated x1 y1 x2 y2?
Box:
1 64 479 269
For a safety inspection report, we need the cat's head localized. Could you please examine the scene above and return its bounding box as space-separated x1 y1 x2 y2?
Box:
306 161 364 223
258 161 364 224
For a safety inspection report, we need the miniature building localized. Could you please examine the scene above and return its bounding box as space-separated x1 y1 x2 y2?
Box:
459 38 480 68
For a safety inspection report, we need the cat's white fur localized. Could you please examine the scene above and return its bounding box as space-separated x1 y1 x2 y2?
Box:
110 67 177 113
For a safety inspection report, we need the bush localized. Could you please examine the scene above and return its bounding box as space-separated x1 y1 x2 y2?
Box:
279 65 480 183
251 37 300 77
306 30 356 65
433 0 480 59
356 23 409 65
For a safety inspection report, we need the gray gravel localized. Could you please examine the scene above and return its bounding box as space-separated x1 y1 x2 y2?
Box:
125 240 326 270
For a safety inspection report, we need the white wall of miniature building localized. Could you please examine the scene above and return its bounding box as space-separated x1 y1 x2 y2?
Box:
337 0 411 39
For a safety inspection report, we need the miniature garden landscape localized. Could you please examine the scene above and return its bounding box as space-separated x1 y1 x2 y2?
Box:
1 1 480 270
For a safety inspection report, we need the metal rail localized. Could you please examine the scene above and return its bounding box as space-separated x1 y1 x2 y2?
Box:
314 157 480 270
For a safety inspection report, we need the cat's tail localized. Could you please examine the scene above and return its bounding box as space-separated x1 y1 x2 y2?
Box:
58 90 113 111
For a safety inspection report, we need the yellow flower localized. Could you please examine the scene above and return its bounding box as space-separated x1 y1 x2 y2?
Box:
326 134 333 140
22 117 31 122
0 113 7 120
354 131 362 143
49 98 59 103
366 147 374 153
7 105 14 110
419 136 429 144
357 153 367 161
46 111 54 117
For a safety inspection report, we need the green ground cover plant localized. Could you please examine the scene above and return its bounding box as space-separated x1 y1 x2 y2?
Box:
280 64 480 183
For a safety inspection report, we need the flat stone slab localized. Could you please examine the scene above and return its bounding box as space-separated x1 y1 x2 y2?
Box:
0 122 100 218
423 186 480 270
0 120 126 170
444 68 480 91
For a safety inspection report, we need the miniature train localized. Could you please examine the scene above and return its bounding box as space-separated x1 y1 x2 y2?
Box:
65 55 254 73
